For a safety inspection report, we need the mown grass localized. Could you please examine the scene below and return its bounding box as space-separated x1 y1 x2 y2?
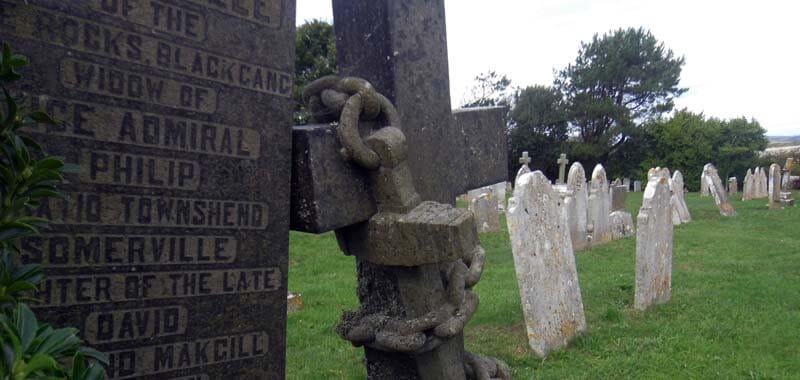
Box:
287 192 800 379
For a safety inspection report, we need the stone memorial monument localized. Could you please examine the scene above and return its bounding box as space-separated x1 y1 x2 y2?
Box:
556 153 569 184
742 169 755 201
671 170 692 225
471 192 501 233
564 162 589 251
609 211 635 240
702 164 736 216
633 180 642 192
768 163 782 209
588 164 612 245
757 167 768 198
6 1 295 378
517 151 532 181
634 173 674 311
291 1 511 377
507 171 586 358
728 177 738 196
780 158 796 206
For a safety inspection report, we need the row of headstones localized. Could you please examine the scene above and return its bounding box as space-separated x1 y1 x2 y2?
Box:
506 166 681 357
703 159 796 216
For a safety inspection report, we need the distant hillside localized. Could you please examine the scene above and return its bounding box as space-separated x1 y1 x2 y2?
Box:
768 135 800 145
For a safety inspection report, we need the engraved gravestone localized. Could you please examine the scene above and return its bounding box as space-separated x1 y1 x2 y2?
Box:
634 173 673 311
4 1 295 378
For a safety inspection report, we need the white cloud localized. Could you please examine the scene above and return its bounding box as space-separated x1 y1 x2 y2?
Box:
297 0 800 135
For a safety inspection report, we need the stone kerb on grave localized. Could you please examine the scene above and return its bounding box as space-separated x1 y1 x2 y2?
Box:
768 163 782 209
471 191 501 233
588 164 612 245
703 163 737 216
671 170 692 225
508 171 586 358
634 173 674 311
742 169 755 201
564 162 590 251
4 1 295 377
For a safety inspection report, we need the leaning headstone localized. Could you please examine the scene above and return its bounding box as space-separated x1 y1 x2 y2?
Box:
700 170 710 197
588 164 612 245
633 180 642 192
742 169 755 201
768 163 782 209
634 173 674 311
728 177 738 196
471 192 501 233
564 162 590 251
703 163 737 216
671 170 692 224
7 1 294 378
609 211 635 240
508 171 586 358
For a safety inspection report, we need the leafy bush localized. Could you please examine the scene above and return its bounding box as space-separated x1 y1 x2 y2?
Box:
0 42 107 379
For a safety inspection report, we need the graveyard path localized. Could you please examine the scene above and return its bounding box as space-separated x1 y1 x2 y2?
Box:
286 192 800 379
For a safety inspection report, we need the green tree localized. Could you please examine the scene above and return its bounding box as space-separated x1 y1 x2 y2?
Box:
294 19 337 124
462 71 513 108
556 27 686 178
507 85 569 180
642 110 767 190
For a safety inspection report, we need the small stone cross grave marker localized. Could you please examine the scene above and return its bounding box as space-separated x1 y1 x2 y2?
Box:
557 153 570 184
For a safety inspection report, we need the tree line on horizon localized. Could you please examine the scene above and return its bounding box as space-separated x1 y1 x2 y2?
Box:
294 21 770 191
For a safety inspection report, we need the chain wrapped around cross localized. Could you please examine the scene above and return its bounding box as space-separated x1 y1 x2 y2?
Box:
303 76 511 379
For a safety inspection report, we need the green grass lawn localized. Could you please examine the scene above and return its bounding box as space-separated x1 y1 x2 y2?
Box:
286 192 800 379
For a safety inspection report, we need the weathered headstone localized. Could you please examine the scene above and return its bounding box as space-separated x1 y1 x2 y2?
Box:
703 163 736 216
671 170 692 224
588 164 612 245
563 162 589 251
610 184 629 212
471 192 500 233
768 163 782 209
742 168 755 201
757 167 768 198
700 170 710 197
728 177 738 196
609 211 635 240
556 153 569 184
623 178 631 191
507 171 586 358
6 1 294 378
780 158 796 206
517 151 532 181
634 173 674 311
633 180 642 192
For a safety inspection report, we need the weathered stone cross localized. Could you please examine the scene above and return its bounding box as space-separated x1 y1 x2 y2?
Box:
557 153 570 184
289 1 509 378
519 151 532 166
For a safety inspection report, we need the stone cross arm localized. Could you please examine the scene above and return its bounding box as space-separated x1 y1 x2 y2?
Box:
290 106 507 233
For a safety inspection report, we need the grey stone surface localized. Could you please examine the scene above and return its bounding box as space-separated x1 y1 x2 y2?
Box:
507 171 586 358
700 170 710 197
757 167 768 198
728 177 738 196
742 169 755 201
516 151 532 182
769 163 782 209
588 164 612 245
633 180 642 192
671 170 692 224
557 153 569 184
564 162 589 251
635 174 674 311
703 164 737 216
7 1 295 378
611 185 629 212
609 211 635 240
471 193 501 233
623 178 631 191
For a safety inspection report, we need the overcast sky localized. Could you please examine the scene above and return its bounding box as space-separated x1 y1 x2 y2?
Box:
297 0 799 136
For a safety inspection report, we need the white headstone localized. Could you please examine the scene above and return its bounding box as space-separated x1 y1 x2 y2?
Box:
516 151 532 182
508 171 586 357
588 164 612 245
471 192 500 233
703 163 736 216
634 174 674 311
671 170 692 224
633 180 642 192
